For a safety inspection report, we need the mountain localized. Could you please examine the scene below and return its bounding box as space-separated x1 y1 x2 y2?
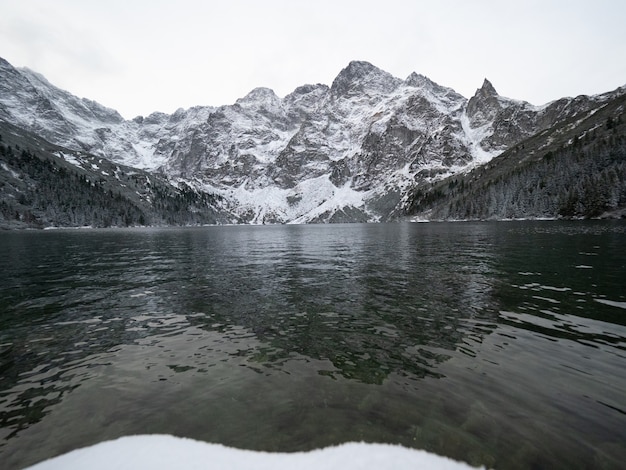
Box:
0 120 239 229
1 56 625 227
402 91 626 220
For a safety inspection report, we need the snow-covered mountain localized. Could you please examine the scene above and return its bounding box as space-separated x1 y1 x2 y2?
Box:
0 56 620 223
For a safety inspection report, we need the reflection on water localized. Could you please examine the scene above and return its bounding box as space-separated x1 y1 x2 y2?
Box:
0 221 625 469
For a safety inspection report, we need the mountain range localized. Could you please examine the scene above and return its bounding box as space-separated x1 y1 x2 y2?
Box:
1 56 625 228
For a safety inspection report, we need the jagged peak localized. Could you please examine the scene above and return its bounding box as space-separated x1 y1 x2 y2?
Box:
476 78 498 97
331 61 381 88
405 72 426 85
403 72 467 109
237 87 279 104
331 60 401 96
466 78 501 120
404 72 446 91
343 60 380 75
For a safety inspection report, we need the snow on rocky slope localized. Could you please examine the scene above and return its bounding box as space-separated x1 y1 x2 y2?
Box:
0 56 611 223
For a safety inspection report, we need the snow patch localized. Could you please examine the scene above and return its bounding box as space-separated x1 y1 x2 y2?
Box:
57 151 82 167
213 175 371 224
131 142 163 170
24 435 480 470
458 111 498 165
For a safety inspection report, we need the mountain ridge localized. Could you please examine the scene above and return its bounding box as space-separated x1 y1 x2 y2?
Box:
1 56 625 227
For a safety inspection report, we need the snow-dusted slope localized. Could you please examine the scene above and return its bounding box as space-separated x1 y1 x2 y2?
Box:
0 56 612 223
0 57 218 172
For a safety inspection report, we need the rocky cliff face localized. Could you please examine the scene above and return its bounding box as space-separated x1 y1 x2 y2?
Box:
1 56 621 224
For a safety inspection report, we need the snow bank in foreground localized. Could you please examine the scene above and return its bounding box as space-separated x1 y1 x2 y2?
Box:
25 435 481 470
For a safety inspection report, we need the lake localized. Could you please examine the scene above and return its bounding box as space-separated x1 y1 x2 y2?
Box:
1 221 625 469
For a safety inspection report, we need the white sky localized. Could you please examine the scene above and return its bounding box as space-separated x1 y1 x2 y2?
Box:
1 0 625 119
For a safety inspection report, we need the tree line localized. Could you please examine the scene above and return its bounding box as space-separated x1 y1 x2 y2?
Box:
0 136 233 229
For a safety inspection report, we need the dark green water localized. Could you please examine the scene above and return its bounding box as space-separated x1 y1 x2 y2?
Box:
1 221 625 469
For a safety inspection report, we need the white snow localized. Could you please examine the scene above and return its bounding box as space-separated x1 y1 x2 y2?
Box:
57 151 82 167
213 175 372 224
458 112 498 165
24 435 480 470
131 142 163 170
290 179 370 223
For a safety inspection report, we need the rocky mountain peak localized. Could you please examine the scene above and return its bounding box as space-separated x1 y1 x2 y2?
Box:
342 60 379 76
466 78 503 126
478 78 498 97
331 60 401 97
404 72 430 87
404 72 457 98
236 87 280 106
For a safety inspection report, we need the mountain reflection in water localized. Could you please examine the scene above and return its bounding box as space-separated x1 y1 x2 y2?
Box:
0 221 625 470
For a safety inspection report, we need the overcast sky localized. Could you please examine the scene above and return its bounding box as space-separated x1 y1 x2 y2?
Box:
1 0 625 119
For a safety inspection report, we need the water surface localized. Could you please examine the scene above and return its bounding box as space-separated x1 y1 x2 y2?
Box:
1 221 625 469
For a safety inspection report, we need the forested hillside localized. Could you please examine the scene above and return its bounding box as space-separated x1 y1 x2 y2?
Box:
403 93 626 220
0 122 237 229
